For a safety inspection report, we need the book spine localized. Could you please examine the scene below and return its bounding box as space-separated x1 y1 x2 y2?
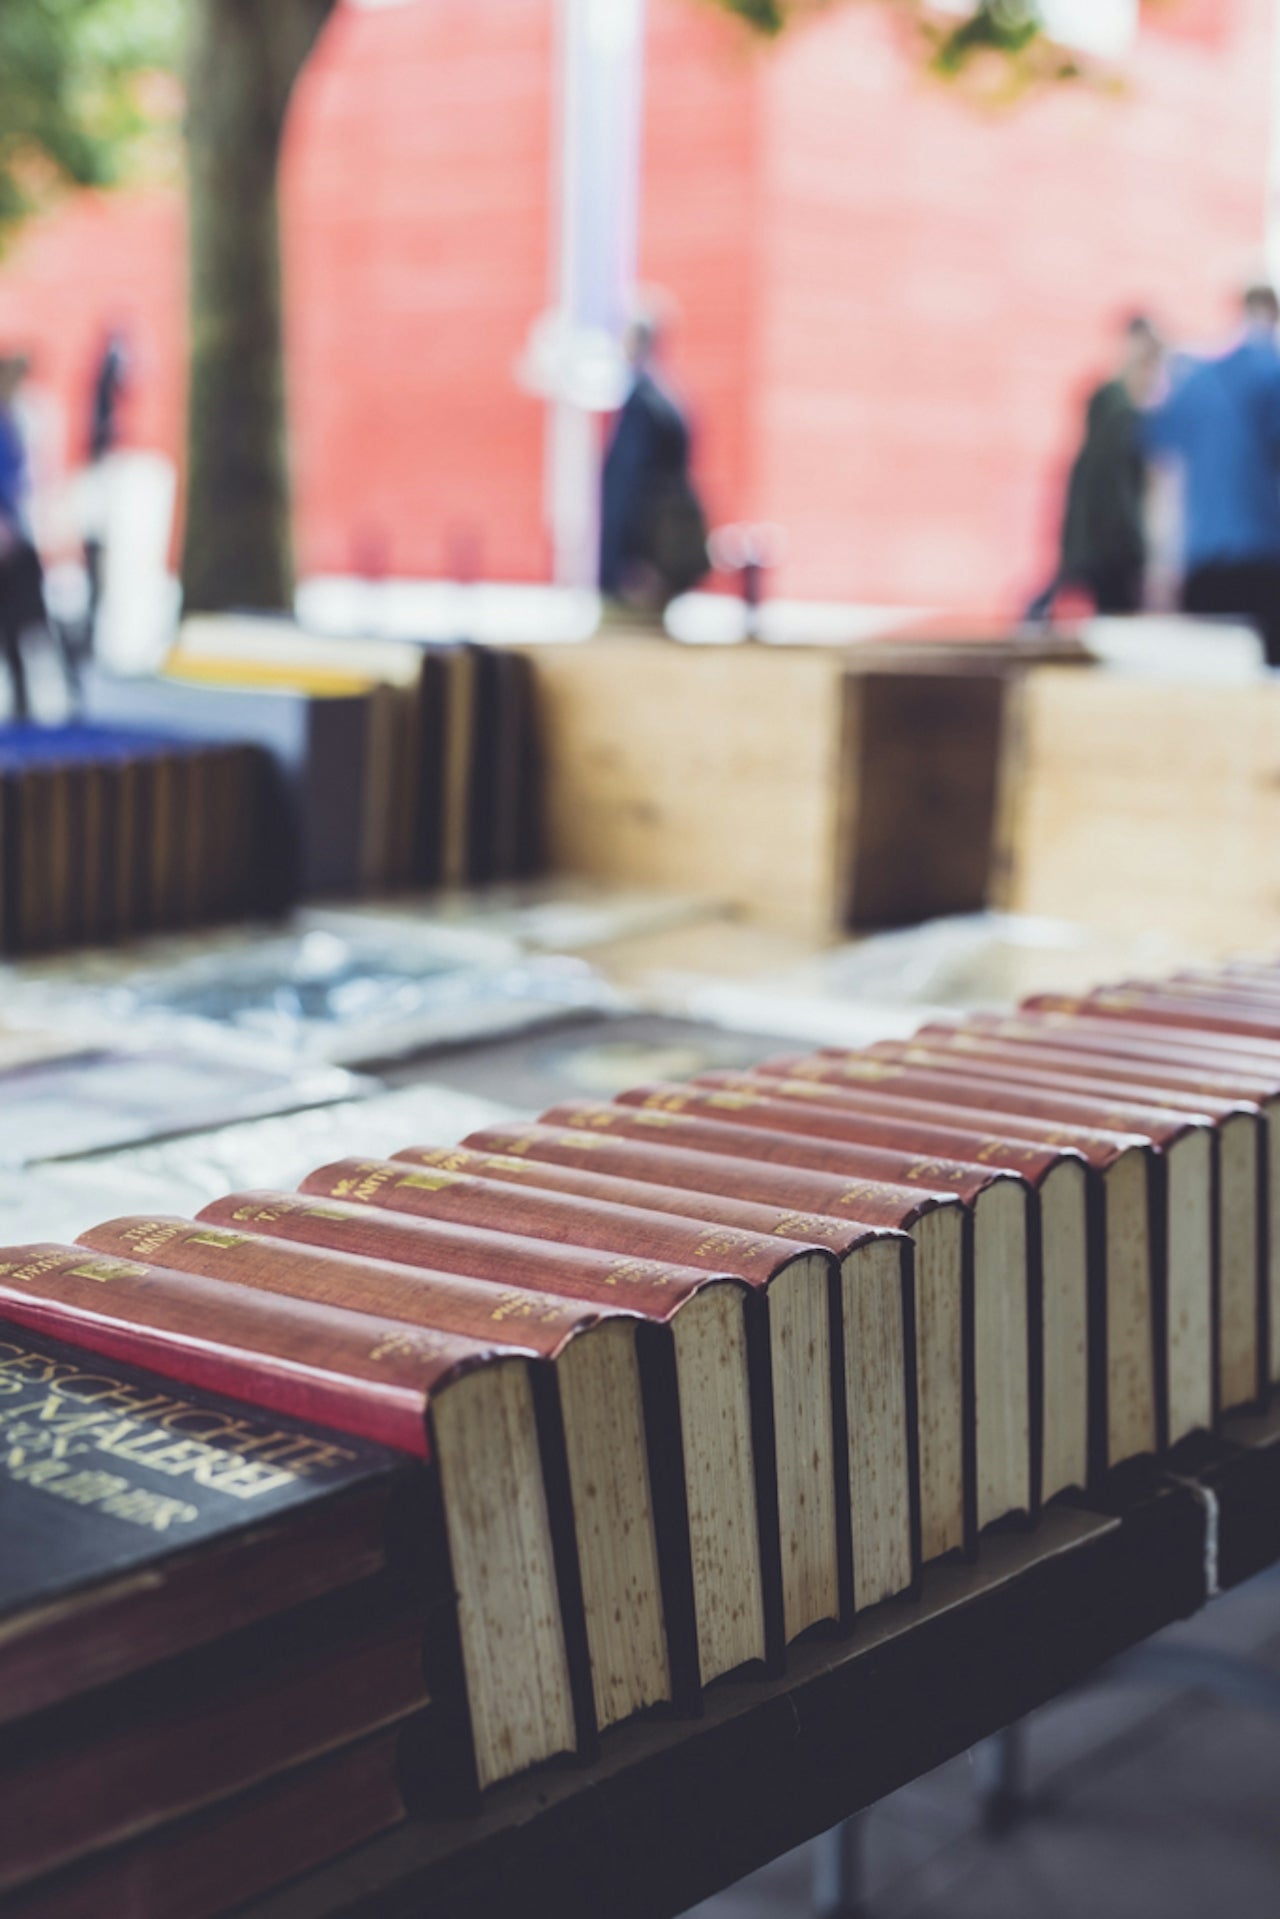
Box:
0 1244 467 1457
922 1020 1275 1101
782 1051 1189 1145
459 1119 872 1222
869 1043 1239 1122
1029 989 1280 1044
533 1103 934 1231
713 1069 1070 1185
78 1216 600 1359
290 1162 803 1292
615 1081 1002 1206
381 1142 881 1260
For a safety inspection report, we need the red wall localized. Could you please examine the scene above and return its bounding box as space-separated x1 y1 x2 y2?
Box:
284 0 553 582
0 0 1272 609
754 0 1274 605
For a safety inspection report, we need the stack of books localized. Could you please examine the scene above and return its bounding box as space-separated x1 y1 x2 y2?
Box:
6 953 1280 1907
0 725 274 955
86 623 540 904
0 1322 434 1917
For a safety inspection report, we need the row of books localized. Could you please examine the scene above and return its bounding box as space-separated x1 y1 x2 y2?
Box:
0 726 273 955
6 954 1280 1910
86 623 540 906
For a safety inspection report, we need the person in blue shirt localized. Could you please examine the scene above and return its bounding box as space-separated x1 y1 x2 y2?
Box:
1145 284 1280 665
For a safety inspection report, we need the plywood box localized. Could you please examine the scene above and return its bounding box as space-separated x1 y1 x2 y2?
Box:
998 665 1280 959
521 638 1007 938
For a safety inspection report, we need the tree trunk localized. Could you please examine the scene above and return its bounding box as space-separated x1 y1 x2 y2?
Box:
181 0 335 613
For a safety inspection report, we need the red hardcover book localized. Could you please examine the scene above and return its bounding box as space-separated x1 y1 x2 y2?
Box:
699 1066 1089 1502
532 1093 988 1557
921 1012 1280 1099
0 1243 585 1790
287 1164 865 1636
0 1243 494 1457
938 1004 1280 1397
1022 992 1280 1068
782 1046 1215 1465
185 1195 770 1684
752 1053 1169 1467
864 1036 1253 1421
72 1218 682 1744
906 1023 1267 1419
370 1140 920 1615
1168 969 1280 1006
523 1101 972 1560
1031 986 1280 1045
628 1078 1034 1539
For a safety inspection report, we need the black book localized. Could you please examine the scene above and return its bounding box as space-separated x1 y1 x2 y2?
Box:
0 1322 427 1724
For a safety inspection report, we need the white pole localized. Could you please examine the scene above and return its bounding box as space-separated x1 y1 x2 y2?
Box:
545 0 647 586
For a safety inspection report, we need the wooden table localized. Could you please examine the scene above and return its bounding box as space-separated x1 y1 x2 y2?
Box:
239 1399 1280 1919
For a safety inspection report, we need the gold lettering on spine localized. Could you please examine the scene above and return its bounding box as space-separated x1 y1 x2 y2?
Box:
107 1221 189 1259
691 1227 769 1268
330 1163 398 1202
395 1169 465 1196
604 1255 679 1289
368 1326 452 1364
902 1160 969 1186
488 1292 579 1326
773 1212 843 1246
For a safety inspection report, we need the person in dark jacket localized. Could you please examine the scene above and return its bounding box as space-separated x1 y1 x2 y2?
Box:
1029 314 1162 619
599 313 707 615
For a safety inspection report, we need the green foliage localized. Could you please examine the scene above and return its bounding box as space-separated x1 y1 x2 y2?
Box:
716 0 789 31
0 0 182 241
712 0 1088 98
925 0 1080 90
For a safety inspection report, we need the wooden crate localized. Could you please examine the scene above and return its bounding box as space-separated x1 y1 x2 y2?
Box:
997 665 1280 958
521 638 1007 937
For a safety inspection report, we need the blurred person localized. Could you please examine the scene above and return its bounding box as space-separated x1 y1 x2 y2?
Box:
0 354 50 721
84 327 130 652
1145 283 1280 664
598 309 708 617
1028 314 1162 620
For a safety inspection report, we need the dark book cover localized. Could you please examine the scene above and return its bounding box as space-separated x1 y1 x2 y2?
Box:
5 1725 413 1919
0 1318 427 1725
0 1578 429 1898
